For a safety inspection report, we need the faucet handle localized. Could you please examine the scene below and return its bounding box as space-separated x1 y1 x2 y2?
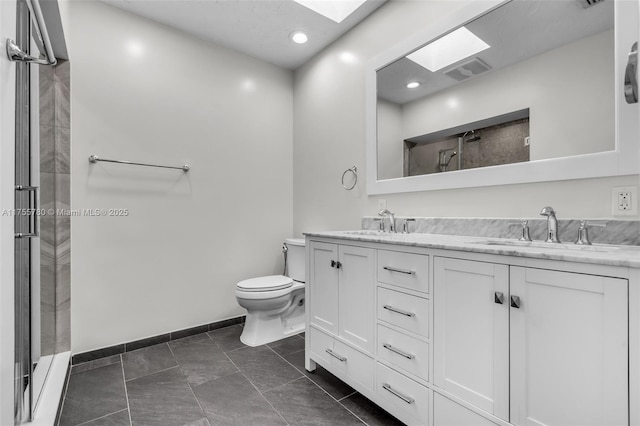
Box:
575 220 606 245
402 218 416 234
540 206 556 216
509 220 532 241
373 218 384 232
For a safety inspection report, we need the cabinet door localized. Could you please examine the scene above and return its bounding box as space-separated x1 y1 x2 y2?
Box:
309 242 339 335
510 267 628 426
434 257 509 421
339 245 375 352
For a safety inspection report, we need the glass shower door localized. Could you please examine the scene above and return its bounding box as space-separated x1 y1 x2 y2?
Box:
13 0 56 422
14 0 35 420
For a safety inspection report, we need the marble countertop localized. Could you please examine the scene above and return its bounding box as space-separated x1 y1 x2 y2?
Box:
304 230 640 268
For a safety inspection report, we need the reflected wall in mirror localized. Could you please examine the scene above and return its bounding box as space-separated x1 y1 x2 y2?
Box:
376 0 614 180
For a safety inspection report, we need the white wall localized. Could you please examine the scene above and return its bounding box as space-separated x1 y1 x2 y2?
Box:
0 1 16 422
61 1 293 354
293 0 639 236
400 30 614 163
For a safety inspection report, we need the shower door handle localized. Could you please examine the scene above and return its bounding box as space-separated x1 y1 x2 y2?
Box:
625 41 638 104
14 185 39 238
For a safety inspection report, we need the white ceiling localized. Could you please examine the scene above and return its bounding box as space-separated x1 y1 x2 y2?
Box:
100 0 386 70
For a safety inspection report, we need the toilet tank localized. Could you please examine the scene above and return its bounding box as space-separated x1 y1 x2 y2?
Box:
285 238 306 283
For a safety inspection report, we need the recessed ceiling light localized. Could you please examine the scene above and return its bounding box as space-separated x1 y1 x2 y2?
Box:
407 27 490 72
406 81 420 89
291 31 309 44
293 0 368 23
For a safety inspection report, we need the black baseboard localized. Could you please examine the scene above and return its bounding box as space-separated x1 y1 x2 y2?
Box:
71 316 245 365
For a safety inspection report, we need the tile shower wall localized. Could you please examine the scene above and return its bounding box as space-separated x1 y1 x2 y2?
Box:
39 60 71 354
405 119 530 176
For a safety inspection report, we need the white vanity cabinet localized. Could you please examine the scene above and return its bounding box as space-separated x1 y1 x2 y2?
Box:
306 234 636 426
433 257 509 421
509 267 628 426
306 241 377 393
308 241 375 352
434 257 629 426
375 249 431 425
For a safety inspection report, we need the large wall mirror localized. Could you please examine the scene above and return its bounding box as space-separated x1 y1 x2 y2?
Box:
366 0 639 194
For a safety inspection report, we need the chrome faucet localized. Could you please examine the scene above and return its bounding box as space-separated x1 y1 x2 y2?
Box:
378 209 396 233
540 206 560 243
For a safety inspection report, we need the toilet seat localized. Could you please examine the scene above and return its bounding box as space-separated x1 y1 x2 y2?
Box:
236 275 293 292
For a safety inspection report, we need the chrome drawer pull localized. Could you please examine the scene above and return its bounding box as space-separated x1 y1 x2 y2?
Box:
383 343 414 359
383 305 415 317
325 348 347 362
383 266 415 275
382 383 415 404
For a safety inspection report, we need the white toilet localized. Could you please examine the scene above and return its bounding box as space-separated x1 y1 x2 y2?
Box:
235 238 306 347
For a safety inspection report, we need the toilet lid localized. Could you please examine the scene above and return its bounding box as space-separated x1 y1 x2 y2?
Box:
237 275 293 292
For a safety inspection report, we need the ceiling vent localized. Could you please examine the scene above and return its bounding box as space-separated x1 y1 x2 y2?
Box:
577 0 604 8
444 58 492 82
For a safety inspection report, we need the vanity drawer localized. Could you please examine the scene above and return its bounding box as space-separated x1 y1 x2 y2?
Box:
377 287 429 337
308 326 335 365
376 362 429 426
378 250 429 294
377 324 429 380
308 327 374 391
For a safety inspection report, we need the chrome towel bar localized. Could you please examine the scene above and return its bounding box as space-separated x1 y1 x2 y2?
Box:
88 155 190 172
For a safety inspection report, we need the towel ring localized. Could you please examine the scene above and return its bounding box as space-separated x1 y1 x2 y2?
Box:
342 166 358 190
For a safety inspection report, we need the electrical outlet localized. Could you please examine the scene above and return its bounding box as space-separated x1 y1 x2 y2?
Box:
524 136 530 147
619 192 631 210
378 199 387 211
612 186 638 216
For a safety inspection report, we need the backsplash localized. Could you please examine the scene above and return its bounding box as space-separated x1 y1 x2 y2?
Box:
362 217 640 246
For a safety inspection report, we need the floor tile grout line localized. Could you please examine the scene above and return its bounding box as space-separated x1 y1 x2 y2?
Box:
222 347 291 426
167 343 209 423
269 346 353 404
119 354 133 426
220 345 246 354
56 362 72 426
259 374 308 396
75 408 130 426
258 365 367 426
337 390 358 402
239 369 292 426
122 342 178 382
124 364 181 383
268 343 369 425
265 343 370 425
335 399 370 426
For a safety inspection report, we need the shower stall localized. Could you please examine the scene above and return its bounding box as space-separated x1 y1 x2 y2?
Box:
8 0 70 423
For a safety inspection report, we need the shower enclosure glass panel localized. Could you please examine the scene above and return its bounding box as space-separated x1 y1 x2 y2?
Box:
13 0 57 422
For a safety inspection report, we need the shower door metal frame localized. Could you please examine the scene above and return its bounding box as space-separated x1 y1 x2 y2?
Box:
13 0 33 419
13 0 40 422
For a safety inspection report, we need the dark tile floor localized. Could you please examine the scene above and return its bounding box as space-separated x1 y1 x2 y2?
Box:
58 325 404 426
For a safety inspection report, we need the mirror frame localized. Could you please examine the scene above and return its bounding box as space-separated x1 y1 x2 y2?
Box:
366 0 639 195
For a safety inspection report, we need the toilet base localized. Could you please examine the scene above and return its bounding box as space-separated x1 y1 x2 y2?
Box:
239 307 305 347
